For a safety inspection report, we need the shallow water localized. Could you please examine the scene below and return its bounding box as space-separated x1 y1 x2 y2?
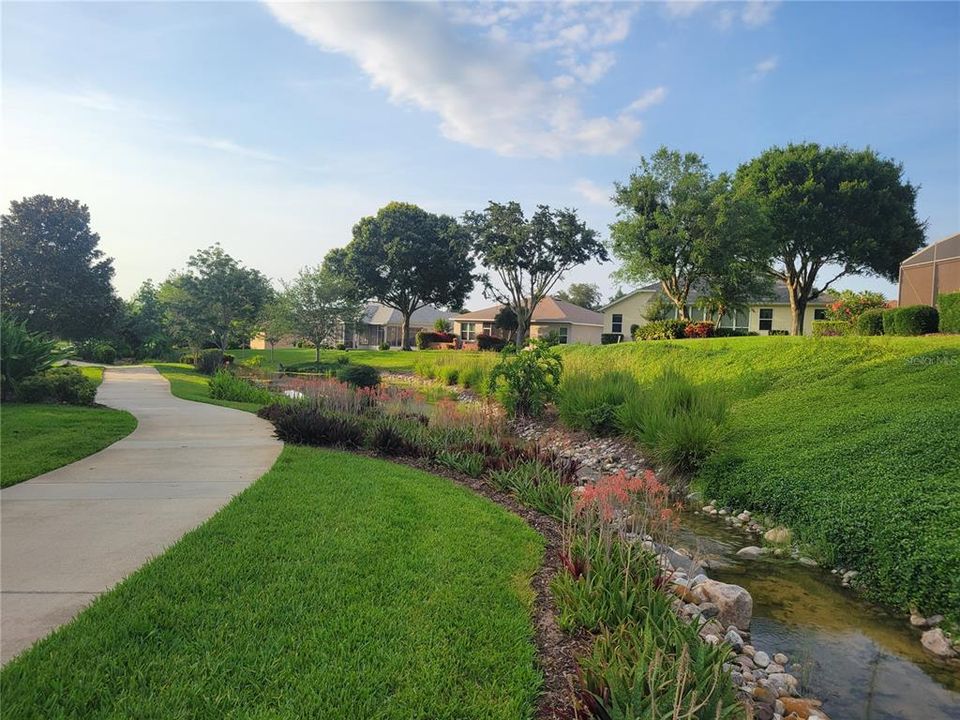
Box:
675 512 960 720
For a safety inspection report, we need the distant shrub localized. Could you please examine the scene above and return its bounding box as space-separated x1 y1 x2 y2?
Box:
600 333 623 345
856 308 885 336
489 340 562 417
335 343 346 351
337 364 380 388
259 404 366 447
883 305 939 336
937 292 960 333
208 370 274 404
683 322 714 339
416 331 456 349
633 320 688 341
713 328 756 337
92 343 117 364
476 333 508 351
433 317 452 333
439 366 460 385
812 320 850 337
557 370 638 435
15 367 96 405
378 342 391 351
768 329 789 336
194 349 225 375
826 289 888 323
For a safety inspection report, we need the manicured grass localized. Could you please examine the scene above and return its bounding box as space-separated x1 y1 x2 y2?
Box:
0 403 137 488
1 447 544 719
561 336 960 618
231 347 460 373
77 365 105 385
152 363 264 413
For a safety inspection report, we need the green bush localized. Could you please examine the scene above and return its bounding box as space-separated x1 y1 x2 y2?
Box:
811 320 850 337
208 370 274 404
633 319 688 340
856 308 885 336
258 404 366 447
367 416 425 457
937 292 960 333
489 340 562 417
92 343 117 364
557 370 638 435
438 366 459 385
883 305 939 336
15 367 97 405
0 316 68 401
336 364 380 388
194 349 225 375
378 342 391 351
600 333 623 345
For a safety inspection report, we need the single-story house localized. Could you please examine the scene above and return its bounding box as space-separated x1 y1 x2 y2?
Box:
601 281 835 338
452 297 604 345
339 303 456 349
250 302 455 350
898 232 960 307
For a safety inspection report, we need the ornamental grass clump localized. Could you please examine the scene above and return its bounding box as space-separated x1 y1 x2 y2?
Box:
557 370 639 435
208 370 275 405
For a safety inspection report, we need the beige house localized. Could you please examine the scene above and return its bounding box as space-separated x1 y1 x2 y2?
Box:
601 281 835 338
452 297 604 345
898 232 960 307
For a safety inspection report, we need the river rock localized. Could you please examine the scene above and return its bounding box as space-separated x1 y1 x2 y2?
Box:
767 672 800 697
736 546 764 559
764 526 792 544
910 612 929 627
743 644 756 657
780 698 825 719
927 614 944 627
699 601 720 619
698 578 753 629
774 652 789 665
753 650 771 668
724 628 744 651
921 628 958 659
798 557 819 568
767 663 785 673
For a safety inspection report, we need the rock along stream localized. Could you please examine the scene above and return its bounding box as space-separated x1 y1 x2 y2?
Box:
676 511 960 720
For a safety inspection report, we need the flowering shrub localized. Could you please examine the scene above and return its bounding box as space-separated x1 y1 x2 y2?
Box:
489 339 562 417
683 322 714 339
826 289 887 323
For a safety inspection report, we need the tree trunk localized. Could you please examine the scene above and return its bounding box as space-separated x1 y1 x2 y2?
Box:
515 306 531 346
787 282 807 336
401 312 412 351
315 341 321 363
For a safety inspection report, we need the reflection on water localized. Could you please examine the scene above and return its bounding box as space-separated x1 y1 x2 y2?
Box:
675 512 960 720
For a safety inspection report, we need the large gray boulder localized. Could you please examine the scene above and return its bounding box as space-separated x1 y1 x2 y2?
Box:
698 579 753 630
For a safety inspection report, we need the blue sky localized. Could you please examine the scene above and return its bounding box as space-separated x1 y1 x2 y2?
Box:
3 1 957 305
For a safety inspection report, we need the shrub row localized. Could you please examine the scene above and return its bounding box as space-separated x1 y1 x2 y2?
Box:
415 331 457 349
940 292 960 333
280 359 380 388
883 305 939 336
208 370 275 405
476 333 508 351
14 367 97 405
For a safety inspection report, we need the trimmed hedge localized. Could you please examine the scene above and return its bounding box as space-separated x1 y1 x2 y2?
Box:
477 333 508 351
600 333 623 345
811 320 850 337
883 305 939 336
415 331 456 350
939 292 960 334
633 320 688 340
856 309 885 336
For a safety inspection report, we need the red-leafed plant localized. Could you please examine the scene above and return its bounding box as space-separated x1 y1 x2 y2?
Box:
683 321 715 339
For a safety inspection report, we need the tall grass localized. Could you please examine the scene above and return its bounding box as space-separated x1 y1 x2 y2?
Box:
557 370 639 435
413 352 498 393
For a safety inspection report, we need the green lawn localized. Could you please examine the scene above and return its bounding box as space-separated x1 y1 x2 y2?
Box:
0 403 137 488
563 335 960 618
1 447 544 719
231 347 460 373
152 363 264 413
76 365 105 385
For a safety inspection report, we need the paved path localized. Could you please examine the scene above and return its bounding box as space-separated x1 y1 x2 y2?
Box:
1 366 282 663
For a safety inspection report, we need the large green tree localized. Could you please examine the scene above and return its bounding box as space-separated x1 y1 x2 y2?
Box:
553 282 603 310
159 245 273 351
285 266 363 362
335 202 474 350
119 280 173 360
1 195 119 339
463 202 604 344
734 143 925 334
609 148 765 321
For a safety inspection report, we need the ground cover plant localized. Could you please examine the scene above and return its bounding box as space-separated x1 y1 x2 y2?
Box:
0 447 544 720
559 335 960 620
231 347 437 373
0 403 137 487
152 363 265 413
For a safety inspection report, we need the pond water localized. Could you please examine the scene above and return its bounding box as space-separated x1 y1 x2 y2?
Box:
675 512 960 720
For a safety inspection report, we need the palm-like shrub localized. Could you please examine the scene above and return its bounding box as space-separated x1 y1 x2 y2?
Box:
0 315 69 401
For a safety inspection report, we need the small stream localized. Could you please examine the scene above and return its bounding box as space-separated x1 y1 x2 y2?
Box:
676 511 960 720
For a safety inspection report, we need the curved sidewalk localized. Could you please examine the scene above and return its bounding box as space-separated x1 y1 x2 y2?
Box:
1 366 282 664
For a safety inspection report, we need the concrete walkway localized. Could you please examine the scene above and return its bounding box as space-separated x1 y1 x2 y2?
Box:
0 366 282 663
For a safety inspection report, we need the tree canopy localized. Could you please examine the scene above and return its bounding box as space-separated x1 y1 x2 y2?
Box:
334 202 474 349
733 143 925 334
553 282 603 310
608 148 765 321
0 195 119 340
463 201 604 343
159 245 273 351
285 266 363 361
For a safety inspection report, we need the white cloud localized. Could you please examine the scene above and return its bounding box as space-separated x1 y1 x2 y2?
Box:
663 1 708 19
575 179 611 206
626 86 668 113
751 56 779 80
741 1 780 27
182 135 284 163
265 1 655 157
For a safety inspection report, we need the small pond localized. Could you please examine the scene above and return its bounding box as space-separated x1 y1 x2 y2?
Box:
676 512 960 720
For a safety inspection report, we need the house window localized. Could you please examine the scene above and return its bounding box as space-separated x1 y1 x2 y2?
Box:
557 327 569 344
814 309 827 321
759 308 774 332
462 322 477 341
718 309 749 331
481 323 493 335
611 314 623 334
